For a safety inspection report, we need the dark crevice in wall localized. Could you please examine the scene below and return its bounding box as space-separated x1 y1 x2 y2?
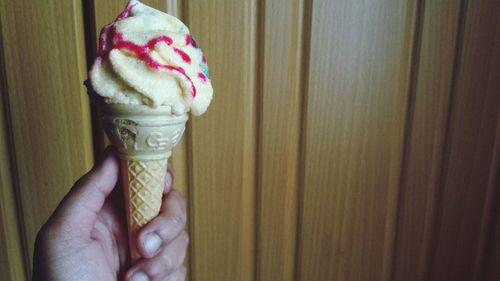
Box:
253 0 264 279
390 0 426 280
81 0 105 159
294 0 313 280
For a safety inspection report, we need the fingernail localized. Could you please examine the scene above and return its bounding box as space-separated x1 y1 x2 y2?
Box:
131 271 149 281
142 232 162 254
165 171 172 188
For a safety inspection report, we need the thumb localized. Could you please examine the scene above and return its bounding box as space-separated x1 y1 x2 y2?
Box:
50 147 120 233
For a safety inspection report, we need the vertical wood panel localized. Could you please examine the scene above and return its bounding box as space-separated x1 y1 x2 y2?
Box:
187 1 257 280
0 34 28 279
298 0 417 280
0 0 94 270
428 0 500 279
256 0 304 280
392 1 461 280
0 1 498 280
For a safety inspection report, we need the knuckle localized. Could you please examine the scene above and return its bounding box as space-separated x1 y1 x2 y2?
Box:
171 213 186 227
170 191 186 211
145 256 173 280
37 220 64 242
176 194 186 211
34 220 76 256
166 266 186 281
160 251 176 272
36 222 51 241
34 224 51 251
73 172 93 189
156 218 184 242
47 219 73 237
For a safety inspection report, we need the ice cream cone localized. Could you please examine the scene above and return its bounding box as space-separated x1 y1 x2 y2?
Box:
87 0 213 262
101 103 188 262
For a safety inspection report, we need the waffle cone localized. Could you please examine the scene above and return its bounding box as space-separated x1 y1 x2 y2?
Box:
121 157 167 262
101 104 188 262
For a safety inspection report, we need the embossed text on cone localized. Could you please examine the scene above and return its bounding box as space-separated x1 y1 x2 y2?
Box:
101 104 188 262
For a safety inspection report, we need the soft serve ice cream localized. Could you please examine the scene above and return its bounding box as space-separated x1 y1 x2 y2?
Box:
89 0 213 115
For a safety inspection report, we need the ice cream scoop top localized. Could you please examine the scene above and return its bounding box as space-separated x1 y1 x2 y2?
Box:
89 0 213 116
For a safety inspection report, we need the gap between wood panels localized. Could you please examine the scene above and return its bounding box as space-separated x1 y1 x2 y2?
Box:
389 0 426 279
294 0 314 280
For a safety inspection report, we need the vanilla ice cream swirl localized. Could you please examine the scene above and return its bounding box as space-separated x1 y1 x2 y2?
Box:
89 0 213 116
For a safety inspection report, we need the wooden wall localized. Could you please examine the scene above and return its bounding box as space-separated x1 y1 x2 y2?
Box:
0 0 499 280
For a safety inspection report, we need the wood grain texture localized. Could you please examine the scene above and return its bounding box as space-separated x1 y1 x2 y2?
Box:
0 35 28 280
0 0 94 269
1 1 499 280
298 0 417 280
256 0 304 280
428 1 500 279
392 1 461 280
187 1 257 280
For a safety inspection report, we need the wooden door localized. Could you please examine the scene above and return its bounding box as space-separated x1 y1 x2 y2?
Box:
1 0 499 280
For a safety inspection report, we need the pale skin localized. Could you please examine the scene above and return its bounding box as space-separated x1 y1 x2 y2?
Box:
32 148 188 281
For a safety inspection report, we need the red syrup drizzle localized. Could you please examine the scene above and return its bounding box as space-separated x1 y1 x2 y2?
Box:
186 35 207 65
198 72 207 82
173 48 191 63
117 2 137 19
97 2 200 98
185 34 191 45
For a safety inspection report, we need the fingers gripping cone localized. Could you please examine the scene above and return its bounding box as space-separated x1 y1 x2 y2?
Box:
102 104 187 262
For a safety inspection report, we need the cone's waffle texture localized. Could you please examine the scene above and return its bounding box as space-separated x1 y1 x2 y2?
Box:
101 104 188 263
122 158 168 262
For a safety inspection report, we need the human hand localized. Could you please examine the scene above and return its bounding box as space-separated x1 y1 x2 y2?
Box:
32 148 188 281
